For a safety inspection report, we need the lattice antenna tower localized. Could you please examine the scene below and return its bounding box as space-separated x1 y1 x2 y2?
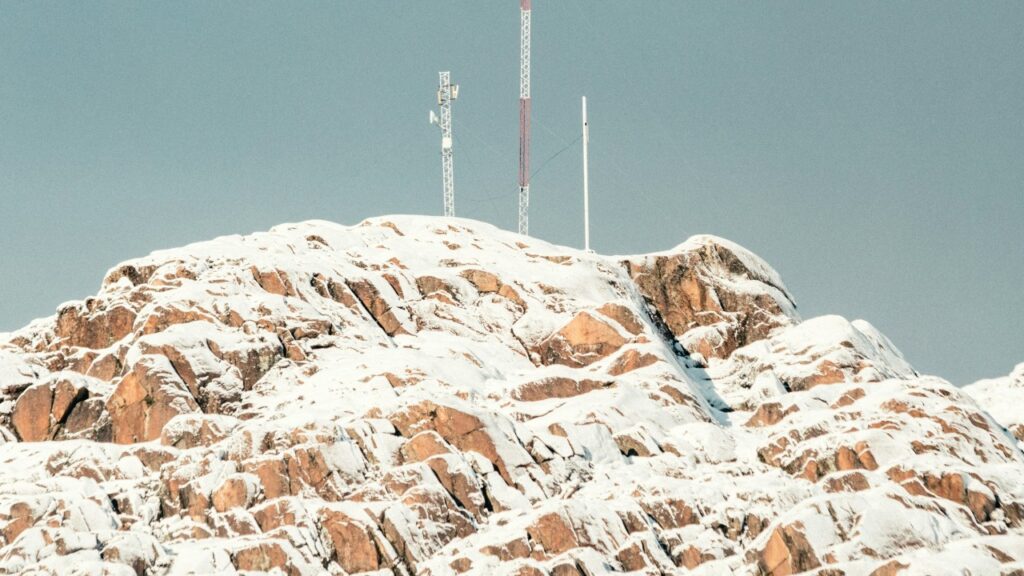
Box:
430 71 459 217
518 0 532 235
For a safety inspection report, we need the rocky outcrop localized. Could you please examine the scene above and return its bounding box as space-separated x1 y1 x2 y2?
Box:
0 216 1021 576
107 356 200 444
11 376 98 441
531 311 628 367
756 523 821 575
624 235 798 360
54 302 136 350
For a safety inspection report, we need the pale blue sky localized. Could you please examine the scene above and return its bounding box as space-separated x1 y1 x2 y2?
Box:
1 1 1021 384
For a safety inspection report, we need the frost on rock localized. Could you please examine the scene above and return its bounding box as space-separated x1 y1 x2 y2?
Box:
0 215 1022 575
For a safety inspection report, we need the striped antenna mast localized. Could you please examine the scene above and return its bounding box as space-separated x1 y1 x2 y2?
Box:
518 0 532 235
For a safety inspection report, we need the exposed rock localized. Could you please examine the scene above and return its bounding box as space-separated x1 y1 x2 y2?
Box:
527 512 579 555
11 383 54 441
321 509 382 573
211 474 257 512
11 377 91 441
624 235 797 359
607 349 659 376
511 377 612 402
0 216 1020 576
251 267 297 297
461 269 526 308
347 278 410 336
389 400 522 483
232 541 302 575
54 302 137 350
595 303 645 335
757 523 821 575
160 414 238 449
107 356 200 443
744 402 797 428
401 431 451 462
532 312 627 367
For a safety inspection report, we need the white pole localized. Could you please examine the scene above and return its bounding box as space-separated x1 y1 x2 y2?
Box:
582 96 591 252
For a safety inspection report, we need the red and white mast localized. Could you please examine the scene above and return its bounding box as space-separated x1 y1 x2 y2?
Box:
517 0 531 236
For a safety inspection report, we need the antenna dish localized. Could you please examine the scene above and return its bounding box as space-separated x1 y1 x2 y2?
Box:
429 110 438 124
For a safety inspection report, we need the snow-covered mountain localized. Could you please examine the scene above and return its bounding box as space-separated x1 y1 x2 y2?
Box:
0 215 1022 575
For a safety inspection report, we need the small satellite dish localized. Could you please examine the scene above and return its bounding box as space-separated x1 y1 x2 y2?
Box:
429 110 439 125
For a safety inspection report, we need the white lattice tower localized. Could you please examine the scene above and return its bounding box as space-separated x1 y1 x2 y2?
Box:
434 71 458 217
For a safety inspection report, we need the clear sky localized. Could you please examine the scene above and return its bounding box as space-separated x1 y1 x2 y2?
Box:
1 1 1021 384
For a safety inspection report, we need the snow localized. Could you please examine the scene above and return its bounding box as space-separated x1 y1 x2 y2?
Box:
0 215 1021 575
964 362 1024 444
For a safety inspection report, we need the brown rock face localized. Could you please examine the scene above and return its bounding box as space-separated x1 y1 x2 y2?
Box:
401 431 452 463
607 349 659 376
2 502 36 544
745 402 798 428
888 468 999 524
54 303 137 350
107 357 200 444
640 498 698 530
527 512 579 555
390 401 516 483
460 269 526 309
624 238 796 360
424 456 487 520
211 476 254 513
595 303 645 335
250 267 297 297
757 523 821 575
461 269 501 293
11 383 54 442
511 377 613 402
205 335 282 391
417 275 459 303
321 510 382 573
232 542 299 575
533 312 628 367
11 379 91 441
346 279 409 336
383 486 475 568
788 359 846 391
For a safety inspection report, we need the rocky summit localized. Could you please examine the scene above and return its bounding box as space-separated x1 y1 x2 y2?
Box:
0 215 1022 576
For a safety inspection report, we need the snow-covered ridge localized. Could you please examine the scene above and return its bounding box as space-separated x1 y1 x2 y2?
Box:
964 362 1024 447
0 215 1022 576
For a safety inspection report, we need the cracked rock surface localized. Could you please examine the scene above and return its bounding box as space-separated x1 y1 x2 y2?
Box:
0 215 1022 575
